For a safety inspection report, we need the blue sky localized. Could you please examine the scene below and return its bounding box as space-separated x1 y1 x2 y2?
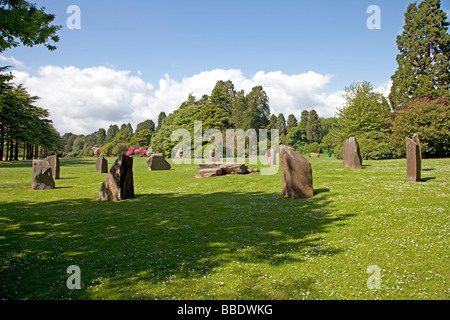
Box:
2 0 449 134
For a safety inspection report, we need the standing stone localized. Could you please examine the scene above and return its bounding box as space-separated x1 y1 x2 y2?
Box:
412 134 422 161
342 137 362 169
406 137 421 182
279 145 314 199
45 155 60 179
96 155 108 174
97 154 135 201
208 150 220 162
147 153 171 170
264 148 276 165
32 160 55 190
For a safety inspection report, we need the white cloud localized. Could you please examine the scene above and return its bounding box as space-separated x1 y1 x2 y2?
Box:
0 55 25 69
374 79 392 98
13 66 345 135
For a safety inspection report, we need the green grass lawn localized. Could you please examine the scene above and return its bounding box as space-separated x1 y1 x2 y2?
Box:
0 155 448 300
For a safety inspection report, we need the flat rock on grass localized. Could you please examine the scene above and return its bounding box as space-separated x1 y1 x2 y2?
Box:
195 162 259 178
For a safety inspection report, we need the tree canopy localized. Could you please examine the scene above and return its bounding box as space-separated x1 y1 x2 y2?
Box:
389 0 450 108
0 82 59 160
0 0 61 52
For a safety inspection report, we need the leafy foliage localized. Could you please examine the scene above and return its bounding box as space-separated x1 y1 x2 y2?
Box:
286 125 307 151
389 0 450 108
331 82 391 144
0 0 61 52
389 97 450 158
0 82 59 160
150 82 270 157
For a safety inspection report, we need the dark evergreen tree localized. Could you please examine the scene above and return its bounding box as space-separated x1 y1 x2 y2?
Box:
267 114 277 130
157 112 167 130
287 114 298 132
97 128 106 146
389 0 450 108
230 90 247 129
300 110 309 130
105 124 119 143
136 119 155 133
306 110 322 143
209 80 236 116
276 113 287 136
243 86 270 131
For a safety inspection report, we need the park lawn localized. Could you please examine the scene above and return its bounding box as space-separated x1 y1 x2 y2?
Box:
0 155 448 300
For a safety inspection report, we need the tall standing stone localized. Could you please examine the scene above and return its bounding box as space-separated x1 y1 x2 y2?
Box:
96 155 108 174
406 137 421 182
264 148 276 165
343 137 362 169
147 153 171 170
412 134 422 160
32 160 55 190
279 145 314 199
45 155 60 179
97 154 135 201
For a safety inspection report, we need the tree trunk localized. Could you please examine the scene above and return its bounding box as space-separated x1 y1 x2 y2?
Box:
28 142 32 160
0 126 4 161
14 141 19 161
5 140 9 161
9 139 14 161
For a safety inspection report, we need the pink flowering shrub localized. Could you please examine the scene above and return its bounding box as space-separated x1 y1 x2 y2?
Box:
126 147 138 156
137 148 147 156
126 147 148 157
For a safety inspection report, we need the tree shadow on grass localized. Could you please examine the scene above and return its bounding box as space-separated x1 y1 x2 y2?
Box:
0 190 354 300
0 159 96 169
0 161 33 168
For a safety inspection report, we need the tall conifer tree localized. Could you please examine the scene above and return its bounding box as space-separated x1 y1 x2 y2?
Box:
389 0 450 108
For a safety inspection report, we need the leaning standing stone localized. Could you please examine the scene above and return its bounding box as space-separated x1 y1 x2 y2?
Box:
97 154 135 201
96 155 108 174
342 137 362 169
279 145 314 199
32 160 55 190
406 137 421 182
45 155 60 179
